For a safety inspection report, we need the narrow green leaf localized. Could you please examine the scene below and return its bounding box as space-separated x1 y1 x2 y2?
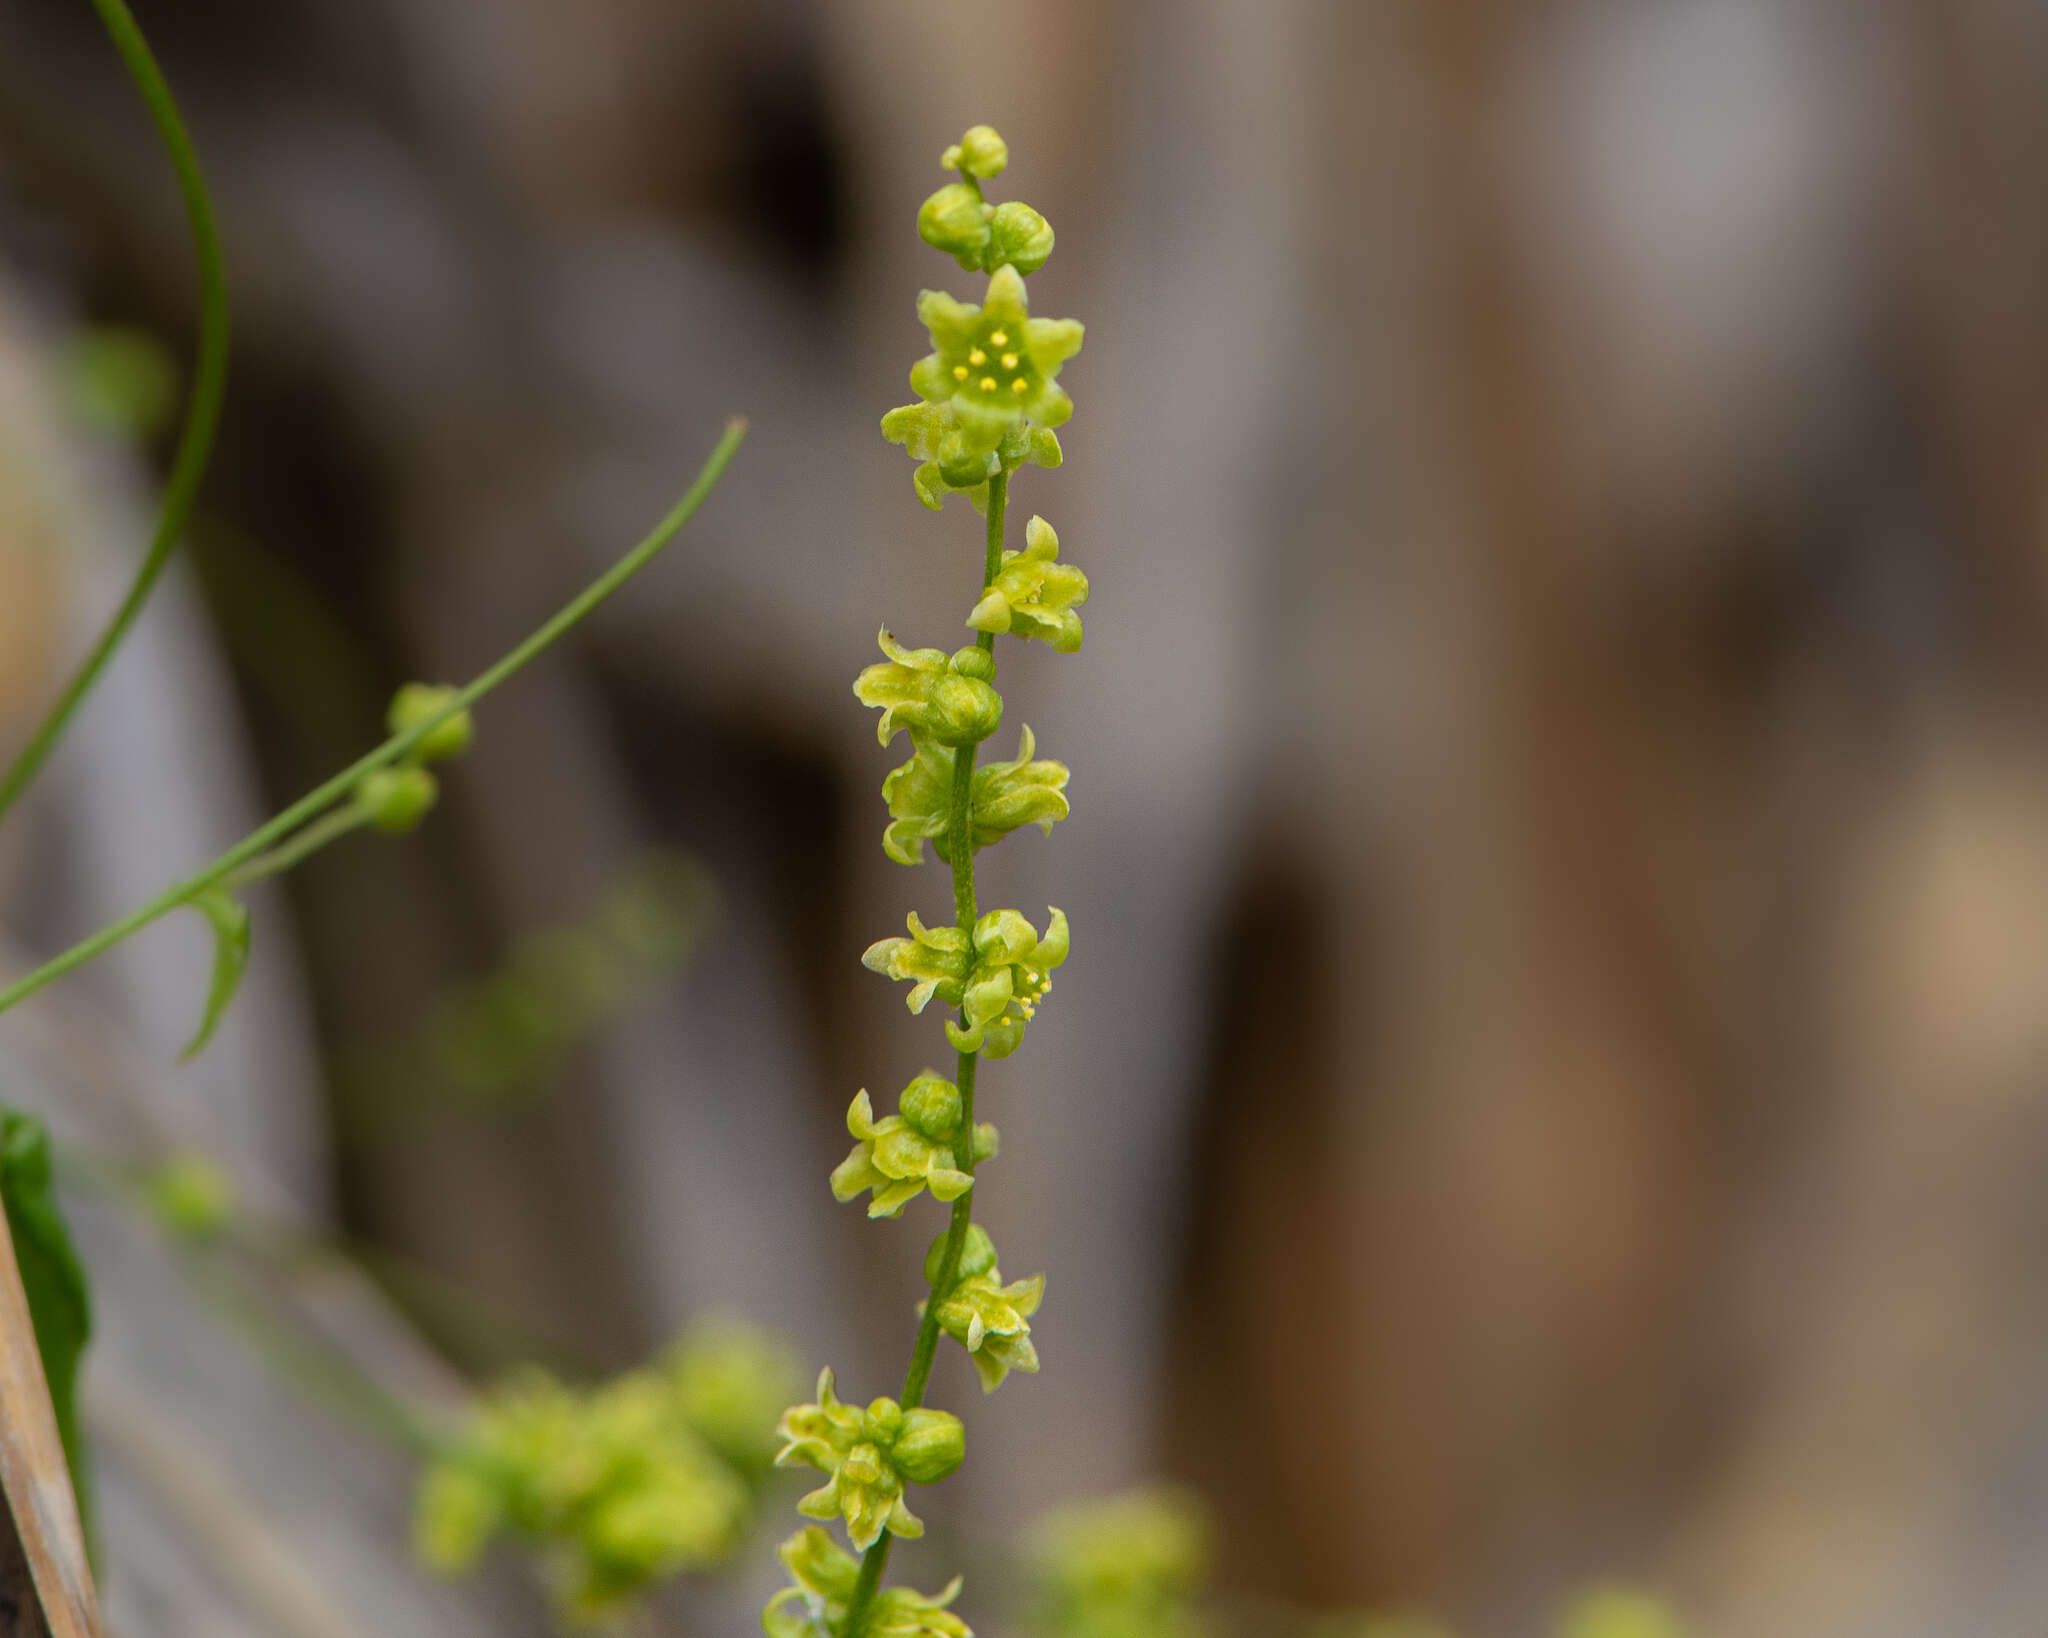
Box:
181 888 250 1062
0 1107 95 1546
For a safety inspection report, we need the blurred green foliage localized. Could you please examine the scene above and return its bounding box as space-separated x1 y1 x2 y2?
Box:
416 1319 799 1624
64 324 179 438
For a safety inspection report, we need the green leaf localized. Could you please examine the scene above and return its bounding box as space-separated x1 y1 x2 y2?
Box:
181 888 250 1062
0 1108 95 1544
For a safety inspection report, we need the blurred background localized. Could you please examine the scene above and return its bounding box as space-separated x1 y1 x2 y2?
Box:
4 0 2048 1634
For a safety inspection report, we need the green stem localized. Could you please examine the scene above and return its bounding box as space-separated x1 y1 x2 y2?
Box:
220 804 366 889
843 469 1008 1638
0 419 747 1018
0 0 231 826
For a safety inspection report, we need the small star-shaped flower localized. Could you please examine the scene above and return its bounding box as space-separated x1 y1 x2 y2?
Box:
909 266 1083 457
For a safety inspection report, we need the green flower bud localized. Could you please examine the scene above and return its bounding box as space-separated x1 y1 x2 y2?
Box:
919 182 992 266
950 645 996 682
763 1528 970 1638
774 1370 962 1551
890 1408 966 1484
909 266 1084 457
987 201 1054 274
146 1151 237 1243
967 515 1089 652
830 1080 997 1219
899 1071 963 1138
942 906 1069 1057
926 1222 1000 1286
943 125 1009 180
388 683 475 764
854 630 1004 747
356 765 438 834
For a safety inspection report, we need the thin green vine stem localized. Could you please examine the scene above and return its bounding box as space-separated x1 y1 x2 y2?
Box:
842 468 1010 1638
220 804 365 889
0 0 232 826
0 419 747 1019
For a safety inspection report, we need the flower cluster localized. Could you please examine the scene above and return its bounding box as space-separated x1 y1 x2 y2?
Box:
764 1528 970 1638
861 905 1069 1058
775 1369 966 1550
416 1324 794 1623
919 1225 1043 1392
880 724 1071 868
769 121 1084 1638
881 132 1084 514
831 1073 1000 1218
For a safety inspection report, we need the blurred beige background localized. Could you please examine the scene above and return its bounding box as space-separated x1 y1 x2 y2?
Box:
6 1 2048 1634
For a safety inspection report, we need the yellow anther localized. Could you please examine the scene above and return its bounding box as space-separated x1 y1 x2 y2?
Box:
989 330 1009 346
980 377 998 392
1010 378 1028 394
953 365 970 381
1001 352 1019 369
969 348 987 366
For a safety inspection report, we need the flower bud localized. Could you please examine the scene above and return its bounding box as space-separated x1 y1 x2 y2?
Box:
889 1409 965 1484
147 1151 236 1243
944 125 1009 180
918 183 991 265
357 765 438 834
926 1222 1001 1286
949 645 996 682
388 683 474 764
929 672 1003 745
898 1071 963 1140
987 201 1054 274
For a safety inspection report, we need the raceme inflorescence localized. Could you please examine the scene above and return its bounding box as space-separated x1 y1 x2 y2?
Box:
764 125 1088 1638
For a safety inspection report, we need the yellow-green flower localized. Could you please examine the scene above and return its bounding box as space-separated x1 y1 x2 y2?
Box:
909 266 1083 457
967 516 1089 652
945 906 1070 1058
921 1225 1044 1392
763 1527 971 1638
854 630 1003 748
862 911 971 1015
863 905 1069 1058
774 1369 965 1551
882 399 1063 512
880 726 1070 867
831 1074 999 1218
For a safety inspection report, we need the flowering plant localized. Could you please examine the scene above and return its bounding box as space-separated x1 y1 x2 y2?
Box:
762 123 1088 1638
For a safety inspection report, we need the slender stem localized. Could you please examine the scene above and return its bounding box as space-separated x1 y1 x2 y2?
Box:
843 469 1009 1638
0 0 231 825
0 419 747 1018
220 804 365 889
